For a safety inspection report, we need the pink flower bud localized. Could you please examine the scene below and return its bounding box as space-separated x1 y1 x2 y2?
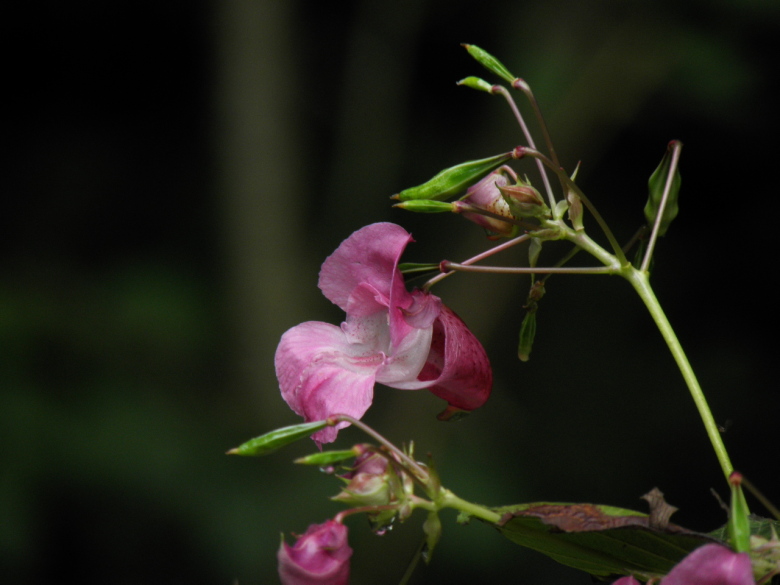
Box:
277 520 352 585
460 167 519 238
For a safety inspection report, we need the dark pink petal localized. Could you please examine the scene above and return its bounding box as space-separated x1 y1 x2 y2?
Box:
394 305 492 412
275 321 381 444
319 223 413 314
278 520 352 585
611 578 641 585
662 544 754 585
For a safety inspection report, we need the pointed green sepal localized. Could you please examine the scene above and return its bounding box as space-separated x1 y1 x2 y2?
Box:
392 152 514 201
456 76 494 93
294 448 361 466
462 44 516 84
227 420 329 456
644 140 682 236
728 472 751 553
393 199 455 213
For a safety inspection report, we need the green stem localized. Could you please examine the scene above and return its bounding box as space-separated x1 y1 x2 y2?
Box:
439 489 502 523
624 268 734 481
554 224 734 482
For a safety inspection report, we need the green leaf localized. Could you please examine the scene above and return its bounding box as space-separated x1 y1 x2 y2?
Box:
493 502 720 580
392 152 514 201
227 420 329 456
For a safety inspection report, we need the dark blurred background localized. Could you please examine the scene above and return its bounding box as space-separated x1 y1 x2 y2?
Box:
2 1 778 583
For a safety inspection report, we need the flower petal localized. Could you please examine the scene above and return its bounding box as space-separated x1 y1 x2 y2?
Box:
277 520 352 585
275 321 382 444
319 223 413 313
662 544 754 585
414 305 492 412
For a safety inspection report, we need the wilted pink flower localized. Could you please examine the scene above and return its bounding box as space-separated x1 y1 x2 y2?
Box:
275 222 492 444
611 543 755 585
277 520 352 585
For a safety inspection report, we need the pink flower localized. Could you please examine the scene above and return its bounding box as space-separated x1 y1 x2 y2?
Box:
612 543 755 585
277 520 352 585
662 544 754 585
275 222 492 444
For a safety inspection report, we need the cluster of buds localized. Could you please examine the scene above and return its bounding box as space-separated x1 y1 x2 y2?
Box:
331 445 415 532
454 165 548 239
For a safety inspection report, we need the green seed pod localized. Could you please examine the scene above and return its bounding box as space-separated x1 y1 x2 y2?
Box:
392 151 514 201
644 140 682 236
393 199 455 213
456 76 494 93
462 44 516 84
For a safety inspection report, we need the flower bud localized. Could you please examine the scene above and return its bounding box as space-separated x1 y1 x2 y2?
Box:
458 166 519 238
332 452 392 508
644 140 682 236
499 181 549 220
277 520 351 585
332 449 414 530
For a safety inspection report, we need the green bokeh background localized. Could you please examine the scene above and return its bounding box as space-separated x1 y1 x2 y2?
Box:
3 1 778 583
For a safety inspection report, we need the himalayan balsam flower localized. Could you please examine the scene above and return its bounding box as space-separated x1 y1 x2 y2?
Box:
612 543 755 585
277 520 352 585
275 222 492 444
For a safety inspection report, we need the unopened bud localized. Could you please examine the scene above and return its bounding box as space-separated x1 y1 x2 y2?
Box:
457 166 519 238
644 140 682 236
567 189 584 231
499 182 549 219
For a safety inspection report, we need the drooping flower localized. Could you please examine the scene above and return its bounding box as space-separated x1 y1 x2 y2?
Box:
275 222 492 444
611 543 755 585
277 520 352 585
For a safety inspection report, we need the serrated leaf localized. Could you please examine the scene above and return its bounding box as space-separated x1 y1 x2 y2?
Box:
492 502 721 580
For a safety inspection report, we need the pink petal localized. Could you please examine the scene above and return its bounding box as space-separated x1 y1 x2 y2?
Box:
278 520 352 585
612 578 641 585
662 544 754 585
417 305 492 411
275 321 382 444
319 223 413 313
389 304 492 413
